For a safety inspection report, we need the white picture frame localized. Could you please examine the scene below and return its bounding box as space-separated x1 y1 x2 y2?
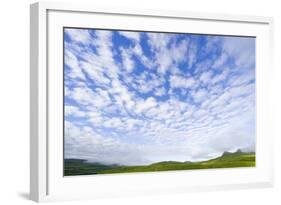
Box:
30 1 274 202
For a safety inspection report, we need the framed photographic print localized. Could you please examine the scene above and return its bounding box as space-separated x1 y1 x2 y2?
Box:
30 2 274 202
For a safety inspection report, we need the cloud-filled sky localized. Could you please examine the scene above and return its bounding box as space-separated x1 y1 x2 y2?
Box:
64 28 255 165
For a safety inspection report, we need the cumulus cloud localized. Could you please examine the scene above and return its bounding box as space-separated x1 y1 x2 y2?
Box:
64 28 256 165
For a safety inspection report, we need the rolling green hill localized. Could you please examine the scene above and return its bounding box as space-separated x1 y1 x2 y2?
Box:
64 151 255 176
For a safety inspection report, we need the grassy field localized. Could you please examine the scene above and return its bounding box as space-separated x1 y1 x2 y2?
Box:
64 151 255 176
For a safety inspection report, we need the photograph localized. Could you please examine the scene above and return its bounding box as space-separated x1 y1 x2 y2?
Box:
63 27 256 176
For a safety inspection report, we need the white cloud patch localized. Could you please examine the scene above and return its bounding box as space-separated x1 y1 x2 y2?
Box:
65 28 91 45
135 97 157 114
169 75 196 89
187 40 197 68
120 47 135 73
154 87 166 96
192 88 208 103
119 31 141 42
212 53 228 69
80 61 111 86
65 49 86 80
65 105 85 117
147 33 188 74
211 69 229 84
199 70 213 84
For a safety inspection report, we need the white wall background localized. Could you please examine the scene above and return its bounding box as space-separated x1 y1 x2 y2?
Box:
0 0 280 204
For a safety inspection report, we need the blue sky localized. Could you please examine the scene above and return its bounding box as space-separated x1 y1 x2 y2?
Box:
64 28 255 165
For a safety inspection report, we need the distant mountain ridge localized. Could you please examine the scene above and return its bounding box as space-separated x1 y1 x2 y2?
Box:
64 150 255 176
221 149 244 156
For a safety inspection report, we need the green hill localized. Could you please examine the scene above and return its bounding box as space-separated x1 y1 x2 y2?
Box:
64 151 255 176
